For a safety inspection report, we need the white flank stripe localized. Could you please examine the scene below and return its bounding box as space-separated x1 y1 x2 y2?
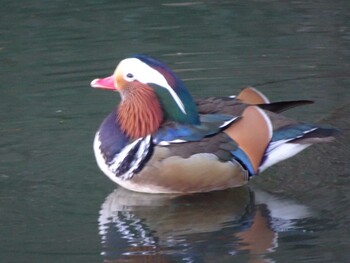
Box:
251 87 270 103
219 116 239 128
157 139 187 146
256 106 273 140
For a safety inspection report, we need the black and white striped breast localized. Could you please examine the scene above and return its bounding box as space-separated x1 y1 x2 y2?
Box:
94 111 154 180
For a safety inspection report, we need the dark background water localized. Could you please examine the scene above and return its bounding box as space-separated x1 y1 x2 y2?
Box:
1 1 349 262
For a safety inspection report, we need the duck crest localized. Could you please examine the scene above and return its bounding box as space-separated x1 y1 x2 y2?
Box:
117 83 163 139
134 55 200 125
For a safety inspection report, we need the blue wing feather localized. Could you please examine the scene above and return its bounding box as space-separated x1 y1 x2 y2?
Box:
231 148 256 177
271 124 317 142
153 114 239 144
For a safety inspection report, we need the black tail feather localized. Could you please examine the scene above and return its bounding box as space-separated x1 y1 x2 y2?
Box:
291 126 340 144
259 100 314 113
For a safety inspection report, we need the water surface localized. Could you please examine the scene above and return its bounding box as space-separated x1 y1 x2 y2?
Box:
1 1 350 262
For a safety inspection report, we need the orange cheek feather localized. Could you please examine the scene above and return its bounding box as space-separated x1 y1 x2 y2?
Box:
115 69 127 91
117 84 164 139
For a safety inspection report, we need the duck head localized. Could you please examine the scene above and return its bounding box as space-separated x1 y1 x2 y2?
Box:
91 55 200 138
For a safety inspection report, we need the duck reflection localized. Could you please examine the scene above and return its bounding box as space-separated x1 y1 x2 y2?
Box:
99 187 311 262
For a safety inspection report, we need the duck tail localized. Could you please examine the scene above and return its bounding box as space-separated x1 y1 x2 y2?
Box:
259 124 339 172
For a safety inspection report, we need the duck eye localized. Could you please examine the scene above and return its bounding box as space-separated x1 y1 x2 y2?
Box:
126 73 134 79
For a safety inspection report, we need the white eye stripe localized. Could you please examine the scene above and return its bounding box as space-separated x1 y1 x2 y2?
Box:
161 83 186 114
119 58 186 114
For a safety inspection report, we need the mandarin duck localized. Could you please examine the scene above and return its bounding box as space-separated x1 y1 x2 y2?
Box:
91 55 337 194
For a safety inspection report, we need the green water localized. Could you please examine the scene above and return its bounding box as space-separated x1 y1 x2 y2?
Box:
1 1 349 262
